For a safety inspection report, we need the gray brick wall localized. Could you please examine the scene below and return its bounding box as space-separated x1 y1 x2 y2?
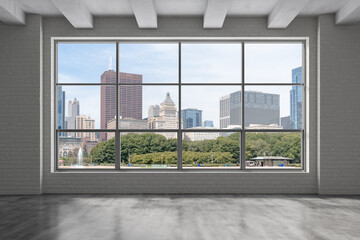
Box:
41 17 318 194
2 14 359 195
318 15 360 195
0 15 42 194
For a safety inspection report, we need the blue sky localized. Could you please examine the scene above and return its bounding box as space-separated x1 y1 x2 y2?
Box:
58 43 302 129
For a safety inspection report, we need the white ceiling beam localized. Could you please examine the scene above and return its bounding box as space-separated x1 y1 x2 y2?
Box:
51 0 93 28
203 0 232 28
0 0 25 25
336 0 360 25
268 0 311 29
130 0 157 28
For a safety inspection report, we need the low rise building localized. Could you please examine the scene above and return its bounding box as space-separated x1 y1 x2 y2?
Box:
107 116 148 140
250 156 295 167
58 136 82 158
148 92 182 139
247 124 283 129
184 127 220 141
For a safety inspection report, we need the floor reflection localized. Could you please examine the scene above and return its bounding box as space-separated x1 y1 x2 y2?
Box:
0 195 359 240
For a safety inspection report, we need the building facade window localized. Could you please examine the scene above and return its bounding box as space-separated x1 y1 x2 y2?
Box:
55 40 305 170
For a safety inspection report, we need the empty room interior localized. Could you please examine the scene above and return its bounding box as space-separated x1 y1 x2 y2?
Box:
0 0 360 239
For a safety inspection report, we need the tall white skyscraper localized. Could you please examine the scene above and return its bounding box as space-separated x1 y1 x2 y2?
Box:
66 98 80 137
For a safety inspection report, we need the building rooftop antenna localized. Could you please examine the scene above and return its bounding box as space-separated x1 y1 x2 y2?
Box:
108 54 113 71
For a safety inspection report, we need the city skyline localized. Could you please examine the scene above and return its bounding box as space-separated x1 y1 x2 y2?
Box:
59 81 300 131
58 43 302 130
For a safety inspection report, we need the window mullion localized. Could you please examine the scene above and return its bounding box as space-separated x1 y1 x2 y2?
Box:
115 42 120 170
177 42 182 171
241 42 246 170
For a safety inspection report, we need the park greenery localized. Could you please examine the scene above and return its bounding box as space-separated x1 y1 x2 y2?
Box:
86 132 301 166
60 132 301 166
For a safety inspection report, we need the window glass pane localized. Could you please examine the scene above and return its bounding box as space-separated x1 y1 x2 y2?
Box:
245 43 303 83
182 86 242 129
58 43 116 83
58 86 111 130
58 132 115 169
244 86 302 129
118 86 179 130
119 43 178 83
120 132 177 169
56 41 305 171
181 43 242 83
245 132 301 168
182 132 240 168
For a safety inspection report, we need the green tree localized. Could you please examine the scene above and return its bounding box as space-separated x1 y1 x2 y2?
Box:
245 132 301 162
90 137 115 164
131 151 233 165
120 133 177 164
89 132 301 165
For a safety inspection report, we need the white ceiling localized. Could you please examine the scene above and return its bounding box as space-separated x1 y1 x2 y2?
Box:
12 0 353 16
0 0 359 28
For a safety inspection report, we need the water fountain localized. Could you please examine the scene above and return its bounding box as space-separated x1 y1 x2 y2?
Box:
77 147 83 166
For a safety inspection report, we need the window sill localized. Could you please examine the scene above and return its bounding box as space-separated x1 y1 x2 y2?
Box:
54 168 306 174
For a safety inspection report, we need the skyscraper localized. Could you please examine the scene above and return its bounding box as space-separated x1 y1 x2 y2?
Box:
181 108 202 129
66 98 80 137
290 67 302 129
67 98 80 128
100 70 142 141
75 115 96 141
220 94 230 129
220 91 280 128
58 86 65 130
119 72 142 119
100 70 116 142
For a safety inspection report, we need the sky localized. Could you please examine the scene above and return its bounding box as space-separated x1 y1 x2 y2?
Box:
58 42 302 129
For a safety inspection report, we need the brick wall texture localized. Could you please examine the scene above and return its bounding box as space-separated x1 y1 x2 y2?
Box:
0 14 358 194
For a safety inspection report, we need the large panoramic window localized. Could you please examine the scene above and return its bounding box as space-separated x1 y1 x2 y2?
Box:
55 40 305 170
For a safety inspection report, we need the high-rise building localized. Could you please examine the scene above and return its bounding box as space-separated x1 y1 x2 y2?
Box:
281 116 291 129
65 98 80 137
290 66 302 129
75 115 96 141
219 91 280 128
148 92 181 139
181 108 202 129
119 73 142 119
58 86 65 130
220 94 230 129
203 120 214 127
148 105 160 118
100 70 116 142
100 70 142 141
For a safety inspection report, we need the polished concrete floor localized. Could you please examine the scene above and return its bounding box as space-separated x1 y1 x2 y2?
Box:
0 195 359 240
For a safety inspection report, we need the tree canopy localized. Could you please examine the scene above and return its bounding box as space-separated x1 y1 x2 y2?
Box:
88 132 301 165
